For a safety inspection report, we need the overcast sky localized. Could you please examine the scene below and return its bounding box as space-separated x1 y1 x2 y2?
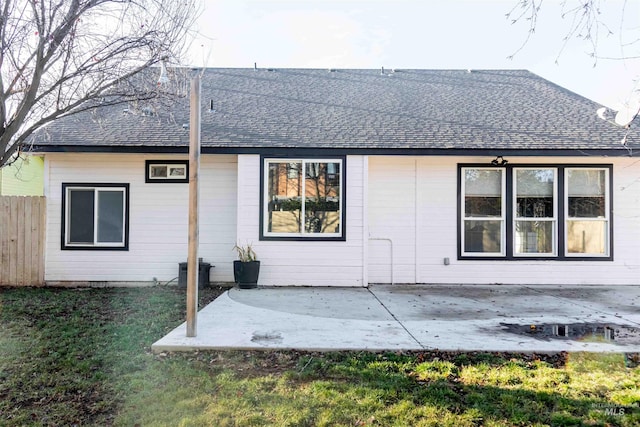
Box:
191 0 640 109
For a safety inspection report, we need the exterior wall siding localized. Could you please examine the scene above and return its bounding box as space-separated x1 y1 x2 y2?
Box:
235 155 366 286
41 152 639 287
368 155 640 285
44 153 237 284
368 157 417 284
0 155 44 196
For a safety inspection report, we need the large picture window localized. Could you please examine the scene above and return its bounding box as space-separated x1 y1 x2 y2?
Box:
62 183 129 250
262 158 345 240
459 165 611 260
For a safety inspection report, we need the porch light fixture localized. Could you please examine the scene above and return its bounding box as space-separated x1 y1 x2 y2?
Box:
490 156 508 166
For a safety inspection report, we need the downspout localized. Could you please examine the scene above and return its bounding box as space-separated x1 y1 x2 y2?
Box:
362 156 369 287
414 158 419 284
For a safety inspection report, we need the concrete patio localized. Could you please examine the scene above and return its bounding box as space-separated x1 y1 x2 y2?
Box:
152 284 640 353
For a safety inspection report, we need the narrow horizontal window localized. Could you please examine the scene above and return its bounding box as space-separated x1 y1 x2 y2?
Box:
145 160 188 183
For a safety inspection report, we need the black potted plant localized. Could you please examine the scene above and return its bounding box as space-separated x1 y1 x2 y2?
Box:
233 244 260 289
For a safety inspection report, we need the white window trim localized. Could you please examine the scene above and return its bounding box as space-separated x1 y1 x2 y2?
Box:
564 167 610 258
148 164 187 179
145 160 189 183
263 158 344 238
512 167 558 257
64 185 127 248
461 167 506 257
459 164 612 260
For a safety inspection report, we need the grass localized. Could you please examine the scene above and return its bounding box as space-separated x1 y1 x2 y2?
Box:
0 287 638 426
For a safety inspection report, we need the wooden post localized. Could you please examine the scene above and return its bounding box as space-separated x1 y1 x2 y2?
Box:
186 75 201 337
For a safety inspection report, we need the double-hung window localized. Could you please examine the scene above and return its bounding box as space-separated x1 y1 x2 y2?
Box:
261 157 345 240
62 183 129 250
459 165 611 260
566 168 609 255
461 168 505 255
514 168 557 256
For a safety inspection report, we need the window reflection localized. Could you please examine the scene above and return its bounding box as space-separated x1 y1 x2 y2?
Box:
266 160 342 236
567 169 607 255
463 169 504 254
459 165 610 259
268 162 302 233
514 169 555 255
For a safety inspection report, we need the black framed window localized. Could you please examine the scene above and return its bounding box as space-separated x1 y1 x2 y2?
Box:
62 183 129 250
145 160 188 183
565 168 609 256
458 164 612 260
261 157 346 240
514 168 557 256
461 168 505 256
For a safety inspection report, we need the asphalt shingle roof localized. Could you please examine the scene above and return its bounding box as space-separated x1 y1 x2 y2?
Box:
31 68 633 154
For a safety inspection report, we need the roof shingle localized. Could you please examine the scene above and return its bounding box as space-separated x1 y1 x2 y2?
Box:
31 68 632 153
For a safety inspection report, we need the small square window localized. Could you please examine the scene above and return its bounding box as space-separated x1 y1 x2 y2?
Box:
150 165 168 178
169 166 187 178
145 160 189 183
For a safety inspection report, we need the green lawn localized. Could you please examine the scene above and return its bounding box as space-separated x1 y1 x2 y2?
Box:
0 287 638 426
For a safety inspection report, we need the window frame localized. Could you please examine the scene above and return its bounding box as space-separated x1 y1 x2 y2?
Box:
460 167 506 257
260 156 346 241
564 167 611 258
145 160 189 183
512 167 558 257
61 183 130 250
457 164 612 261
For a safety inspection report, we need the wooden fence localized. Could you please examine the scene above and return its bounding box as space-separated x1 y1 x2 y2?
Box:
0 196 46 286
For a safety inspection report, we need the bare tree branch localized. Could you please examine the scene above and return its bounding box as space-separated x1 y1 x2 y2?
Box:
506 0 543 60
0 0 200 167
507 0 640 65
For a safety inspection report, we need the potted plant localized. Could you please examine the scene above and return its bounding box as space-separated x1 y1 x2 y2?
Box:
233 244 260 289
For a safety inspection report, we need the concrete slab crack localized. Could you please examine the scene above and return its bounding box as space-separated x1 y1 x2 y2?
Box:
367 288 426 349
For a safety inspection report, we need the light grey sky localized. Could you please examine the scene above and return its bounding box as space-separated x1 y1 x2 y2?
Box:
191 0 640 109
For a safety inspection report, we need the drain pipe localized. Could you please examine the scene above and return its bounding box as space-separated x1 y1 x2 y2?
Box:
369 237 393 285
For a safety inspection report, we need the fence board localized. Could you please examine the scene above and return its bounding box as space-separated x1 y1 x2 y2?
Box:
8 198 17 284
32 199 45 285
0 197 9 283
0 196 45 286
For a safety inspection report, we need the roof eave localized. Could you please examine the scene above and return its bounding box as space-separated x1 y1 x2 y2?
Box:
31 145 637 157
